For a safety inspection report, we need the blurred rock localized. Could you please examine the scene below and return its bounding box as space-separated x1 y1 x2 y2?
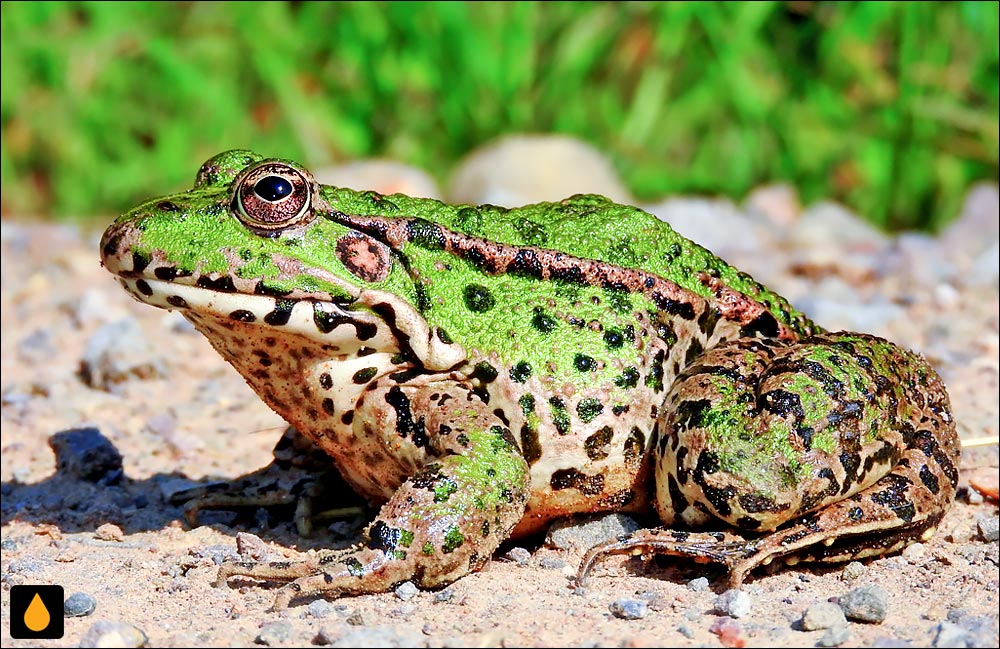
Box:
313 160 442 200
643 197 773 259
744 183 801 227
448 134 631 207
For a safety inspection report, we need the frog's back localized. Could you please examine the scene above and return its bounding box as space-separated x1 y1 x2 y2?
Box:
325 188 817 338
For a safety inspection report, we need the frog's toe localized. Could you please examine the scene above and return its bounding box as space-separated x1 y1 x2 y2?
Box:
577 528 760 587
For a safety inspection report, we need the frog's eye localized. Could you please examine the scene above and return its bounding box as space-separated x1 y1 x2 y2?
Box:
233 162 315 232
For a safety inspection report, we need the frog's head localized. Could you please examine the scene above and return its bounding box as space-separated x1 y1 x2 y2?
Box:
101 150 465 370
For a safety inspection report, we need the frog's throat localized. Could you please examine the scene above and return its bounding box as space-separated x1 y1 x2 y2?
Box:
113 277 466 370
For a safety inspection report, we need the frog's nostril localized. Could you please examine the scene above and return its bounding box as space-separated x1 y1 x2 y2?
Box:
254 175 294 202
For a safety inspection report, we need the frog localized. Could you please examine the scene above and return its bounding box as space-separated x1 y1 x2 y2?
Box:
100 150 960 609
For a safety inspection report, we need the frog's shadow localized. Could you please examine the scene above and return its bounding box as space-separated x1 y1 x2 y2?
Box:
0 427 371 552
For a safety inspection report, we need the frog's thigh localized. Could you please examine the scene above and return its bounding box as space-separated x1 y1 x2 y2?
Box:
217 381 530 608
600 333 958 585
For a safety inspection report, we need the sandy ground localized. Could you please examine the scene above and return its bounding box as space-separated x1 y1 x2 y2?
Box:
1 194 998 648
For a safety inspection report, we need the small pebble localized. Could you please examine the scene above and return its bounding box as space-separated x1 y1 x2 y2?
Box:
677 623 697 639
609 598 647 620
801 601 847 630
840 561 866 581
346 612 365 626
503 546 531 565
94 523 124 542
256 620 293 645
235 532 270 560
932 621 973 648
48 427 123 484
709 617 746 648
901 542 927 564
80 317 167 390
537 556 567 570
714 589 753 619
308 599 337 619
976 515 999 542
394 581 419 601
839 585 889 623
64 591 97 617
687 576 710 592
818 625 851 647
79 621 148 648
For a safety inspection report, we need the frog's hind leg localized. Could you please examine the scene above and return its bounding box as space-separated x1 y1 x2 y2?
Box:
580 332 960 587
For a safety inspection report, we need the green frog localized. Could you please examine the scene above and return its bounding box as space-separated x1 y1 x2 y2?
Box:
100 150 960 609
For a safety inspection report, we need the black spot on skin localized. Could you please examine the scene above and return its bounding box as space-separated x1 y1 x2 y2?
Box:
684 338 704 367
436 327 453 344
508 248 544 278
667 475 688 515
520 424 542 466
760 390 805 418
319 373 333 389
738 492 788 514
385 386 428 448
322 398 335 416
652 293 696 319
848 506 864 521
919 464 940 495
741 311 780 338
156 200 181 212
623 427 645 462
154 266 184 281
549 397 570 435
576 398 604 423
780 530 810 545
603 329 625 349
197 275 237 293
574 354 597 372
131 251 151 273
644 350 665 391
839 451 862 494
341 410 354 425
389 368 423 384
531 308 556 334
229 309 256 322
736 516 762 529
166 295 189 308
584 427 614 460
264 299 295 326
551 265 585 285
406 218 446 250
510 361 532 383
869 474 917 522
463 284 495 312
353 367 379 384
136 279 153 296
367 520 402 552
472 361 499 383
672 398 711 429
253 280 292 297
550 468 605 495
614 367 640 389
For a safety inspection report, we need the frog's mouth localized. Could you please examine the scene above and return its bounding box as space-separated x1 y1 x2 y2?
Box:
101 226 466 369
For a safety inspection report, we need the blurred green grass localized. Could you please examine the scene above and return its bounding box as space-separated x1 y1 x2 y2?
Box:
1 1 997 230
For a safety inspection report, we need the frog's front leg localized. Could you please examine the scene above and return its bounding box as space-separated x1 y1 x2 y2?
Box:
215 379 529 609
580 332 959 586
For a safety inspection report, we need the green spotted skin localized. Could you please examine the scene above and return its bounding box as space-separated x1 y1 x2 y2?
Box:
101 151 959 608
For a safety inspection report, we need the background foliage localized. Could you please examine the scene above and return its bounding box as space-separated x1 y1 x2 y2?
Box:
2 1 997 230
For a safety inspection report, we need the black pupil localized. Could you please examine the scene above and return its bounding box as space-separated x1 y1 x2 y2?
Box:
254 175 293 202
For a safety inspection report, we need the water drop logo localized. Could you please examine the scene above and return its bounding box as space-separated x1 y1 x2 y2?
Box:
10 585 64 639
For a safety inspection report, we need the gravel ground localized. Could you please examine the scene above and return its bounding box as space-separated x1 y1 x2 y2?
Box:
2 139 998 647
